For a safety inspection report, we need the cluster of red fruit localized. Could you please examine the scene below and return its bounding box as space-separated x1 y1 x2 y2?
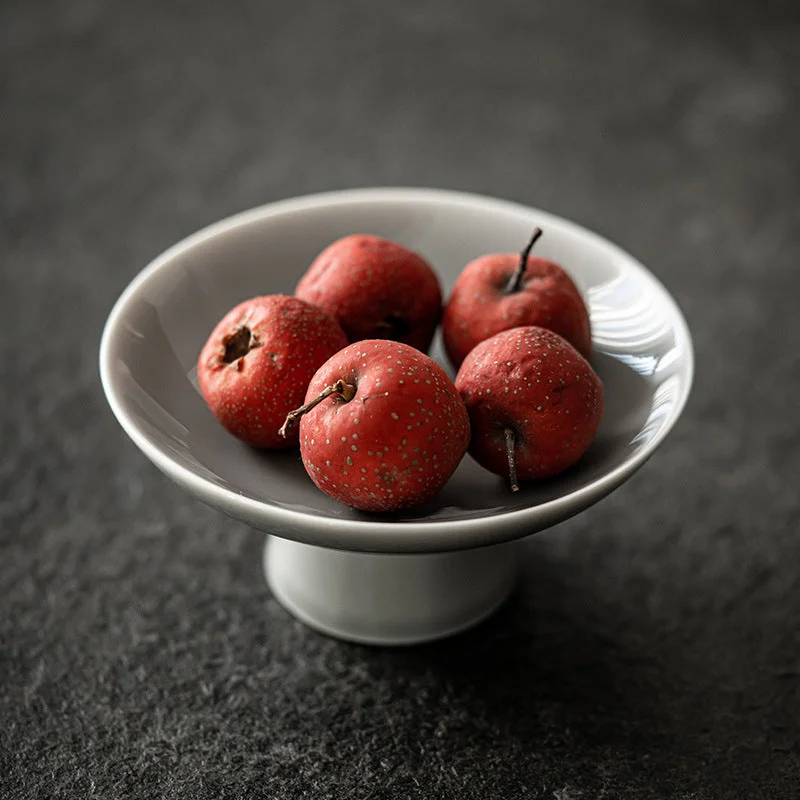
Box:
197 231 604 512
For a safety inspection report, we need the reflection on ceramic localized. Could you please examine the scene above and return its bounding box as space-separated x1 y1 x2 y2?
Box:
100 188 693 644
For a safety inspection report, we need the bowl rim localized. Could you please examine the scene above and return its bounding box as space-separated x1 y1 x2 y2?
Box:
99 187 694 548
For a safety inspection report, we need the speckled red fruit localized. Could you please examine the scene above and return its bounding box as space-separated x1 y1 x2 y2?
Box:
295 234 442 353
197 295 348 448
442 247 591 368
294 340 470 512
455 326 603 482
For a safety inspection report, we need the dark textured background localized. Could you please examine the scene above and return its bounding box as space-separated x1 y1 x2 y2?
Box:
2 1 799 797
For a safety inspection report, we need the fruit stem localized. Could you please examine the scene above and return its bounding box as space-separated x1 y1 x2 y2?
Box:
505 227 543 294
504 427 519 492
279 379 357 438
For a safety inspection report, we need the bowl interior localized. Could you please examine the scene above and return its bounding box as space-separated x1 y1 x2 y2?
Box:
101 189 692 550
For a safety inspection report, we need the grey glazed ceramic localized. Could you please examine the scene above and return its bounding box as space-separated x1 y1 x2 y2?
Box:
100 188 693 643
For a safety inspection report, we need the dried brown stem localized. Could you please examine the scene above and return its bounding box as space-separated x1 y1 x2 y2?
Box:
505 227 543 294
504 426 519 492
279 379 356 438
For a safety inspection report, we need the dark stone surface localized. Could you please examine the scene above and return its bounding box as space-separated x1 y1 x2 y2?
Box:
2 1 799 797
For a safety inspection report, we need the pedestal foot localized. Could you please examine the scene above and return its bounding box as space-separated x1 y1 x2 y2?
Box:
264 536 520 645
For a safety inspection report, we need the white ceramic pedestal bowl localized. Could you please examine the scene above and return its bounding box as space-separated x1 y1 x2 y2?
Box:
100 188 694 645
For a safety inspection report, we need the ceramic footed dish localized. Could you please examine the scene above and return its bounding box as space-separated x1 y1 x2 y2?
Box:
100 188 694 644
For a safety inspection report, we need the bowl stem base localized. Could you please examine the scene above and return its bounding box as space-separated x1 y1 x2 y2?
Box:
264 536 521 646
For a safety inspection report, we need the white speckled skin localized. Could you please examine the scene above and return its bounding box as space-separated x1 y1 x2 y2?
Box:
456 326 604 482
298 340 470 512
443 251 592 366
296 234 443 353
197 295 348 448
